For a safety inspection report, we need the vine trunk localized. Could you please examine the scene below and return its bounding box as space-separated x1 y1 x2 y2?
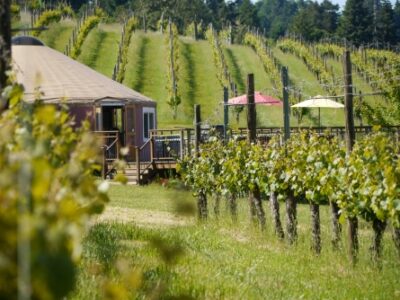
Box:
310 203 321 254
371 218 387 262
330 201 341 249
348 216 359 265
197 190 207 220
270 192 284 239
285 191 297 244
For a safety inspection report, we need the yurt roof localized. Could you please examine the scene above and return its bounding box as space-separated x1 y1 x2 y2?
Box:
11 37 155 105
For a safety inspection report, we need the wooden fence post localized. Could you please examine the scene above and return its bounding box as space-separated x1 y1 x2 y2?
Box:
246 74 266 230
180 129 184 160
186 129 191 156
343 50 358 265
223 87 229 140
282 66 290 141
343 50 355 151
135 146 140 185
102 146 107 179
247 74 256 143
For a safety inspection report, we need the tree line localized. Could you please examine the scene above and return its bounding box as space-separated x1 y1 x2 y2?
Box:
18 0 400 47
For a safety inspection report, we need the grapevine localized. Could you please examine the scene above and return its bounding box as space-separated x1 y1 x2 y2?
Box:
165 21 181 119
115 16 139 83
70 16 100 59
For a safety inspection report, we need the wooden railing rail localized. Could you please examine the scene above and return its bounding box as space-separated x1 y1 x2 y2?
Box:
94 130 120 179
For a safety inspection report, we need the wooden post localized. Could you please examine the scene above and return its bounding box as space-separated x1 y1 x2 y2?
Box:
102 146 107 179
179 129 184 159
343 51 355 153
186 128 191 156
135 146 140 185
281 67 290 141
247 74 256 143
223 87 229 140
194 104 201 154
246 74 265 229
116 133 120 160
0 0 11 113
343 50 358 265
150 134 154 162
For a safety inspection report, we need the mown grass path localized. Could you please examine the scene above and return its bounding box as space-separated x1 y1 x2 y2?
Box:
77 24 121 78
181 38 222 126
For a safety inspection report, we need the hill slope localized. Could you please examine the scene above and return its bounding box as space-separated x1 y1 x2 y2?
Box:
38 21 388 128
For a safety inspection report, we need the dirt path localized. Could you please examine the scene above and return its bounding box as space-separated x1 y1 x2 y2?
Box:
95 206 193 227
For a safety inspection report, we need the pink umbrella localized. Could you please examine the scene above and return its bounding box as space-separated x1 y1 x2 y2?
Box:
227 91 283 106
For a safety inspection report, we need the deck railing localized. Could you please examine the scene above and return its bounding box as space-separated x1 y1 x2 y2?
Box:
95 126 400 183
94 131 120 179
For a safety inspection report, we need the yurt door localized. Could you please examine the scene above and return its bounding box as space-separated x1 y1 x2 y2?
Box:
124 105 136 149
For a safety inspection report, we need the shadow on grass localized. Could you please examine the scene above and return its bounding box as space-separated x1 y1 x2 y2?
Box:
225 48 245 93
132 36 149 92
181 42 196 117
42 25 69 49
84 30 107 69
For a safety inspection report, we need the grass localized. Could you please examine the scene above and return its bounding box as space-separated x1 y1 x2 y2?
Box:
38 19 75 53
77 23 121 78
124 31 179 128
71 183 400 299
38 20 390 129
179 37 222 126
224 44 284 128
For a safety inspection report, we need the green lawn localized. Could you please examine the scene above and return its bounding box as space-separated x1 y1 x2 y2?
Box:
71 183 400 299
77 23 121 78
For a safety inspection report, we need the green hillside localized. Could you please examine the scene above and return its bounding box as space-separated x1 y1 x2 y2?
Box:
37 20 389 129
39 19 75 53
77 23 121 77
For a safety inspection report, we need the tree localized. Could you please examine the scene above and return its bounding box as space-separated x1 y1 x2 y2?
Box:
319 0 339 34
375 0 396 45
290 0 339 41
393 0 400 43
290 2 324 41
206 0 228 29
0 0 11 113
257 0 298 39
238 0 258 27
338 0 374 46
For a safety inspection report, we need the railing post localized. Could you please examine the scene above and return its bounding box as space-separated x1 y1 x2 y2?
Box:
135 146 140 185
150 135 154 162
180 129 184 160
116 132 120 160
102 146 107 179
186 129 191 156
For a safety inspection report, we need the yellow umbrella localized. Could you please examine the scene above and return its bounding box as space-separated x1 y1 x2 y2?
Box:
291 95 344 127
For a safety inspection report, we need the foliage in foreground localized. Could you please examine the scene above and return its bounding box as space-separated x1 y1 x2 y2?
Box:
0 84 109 299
